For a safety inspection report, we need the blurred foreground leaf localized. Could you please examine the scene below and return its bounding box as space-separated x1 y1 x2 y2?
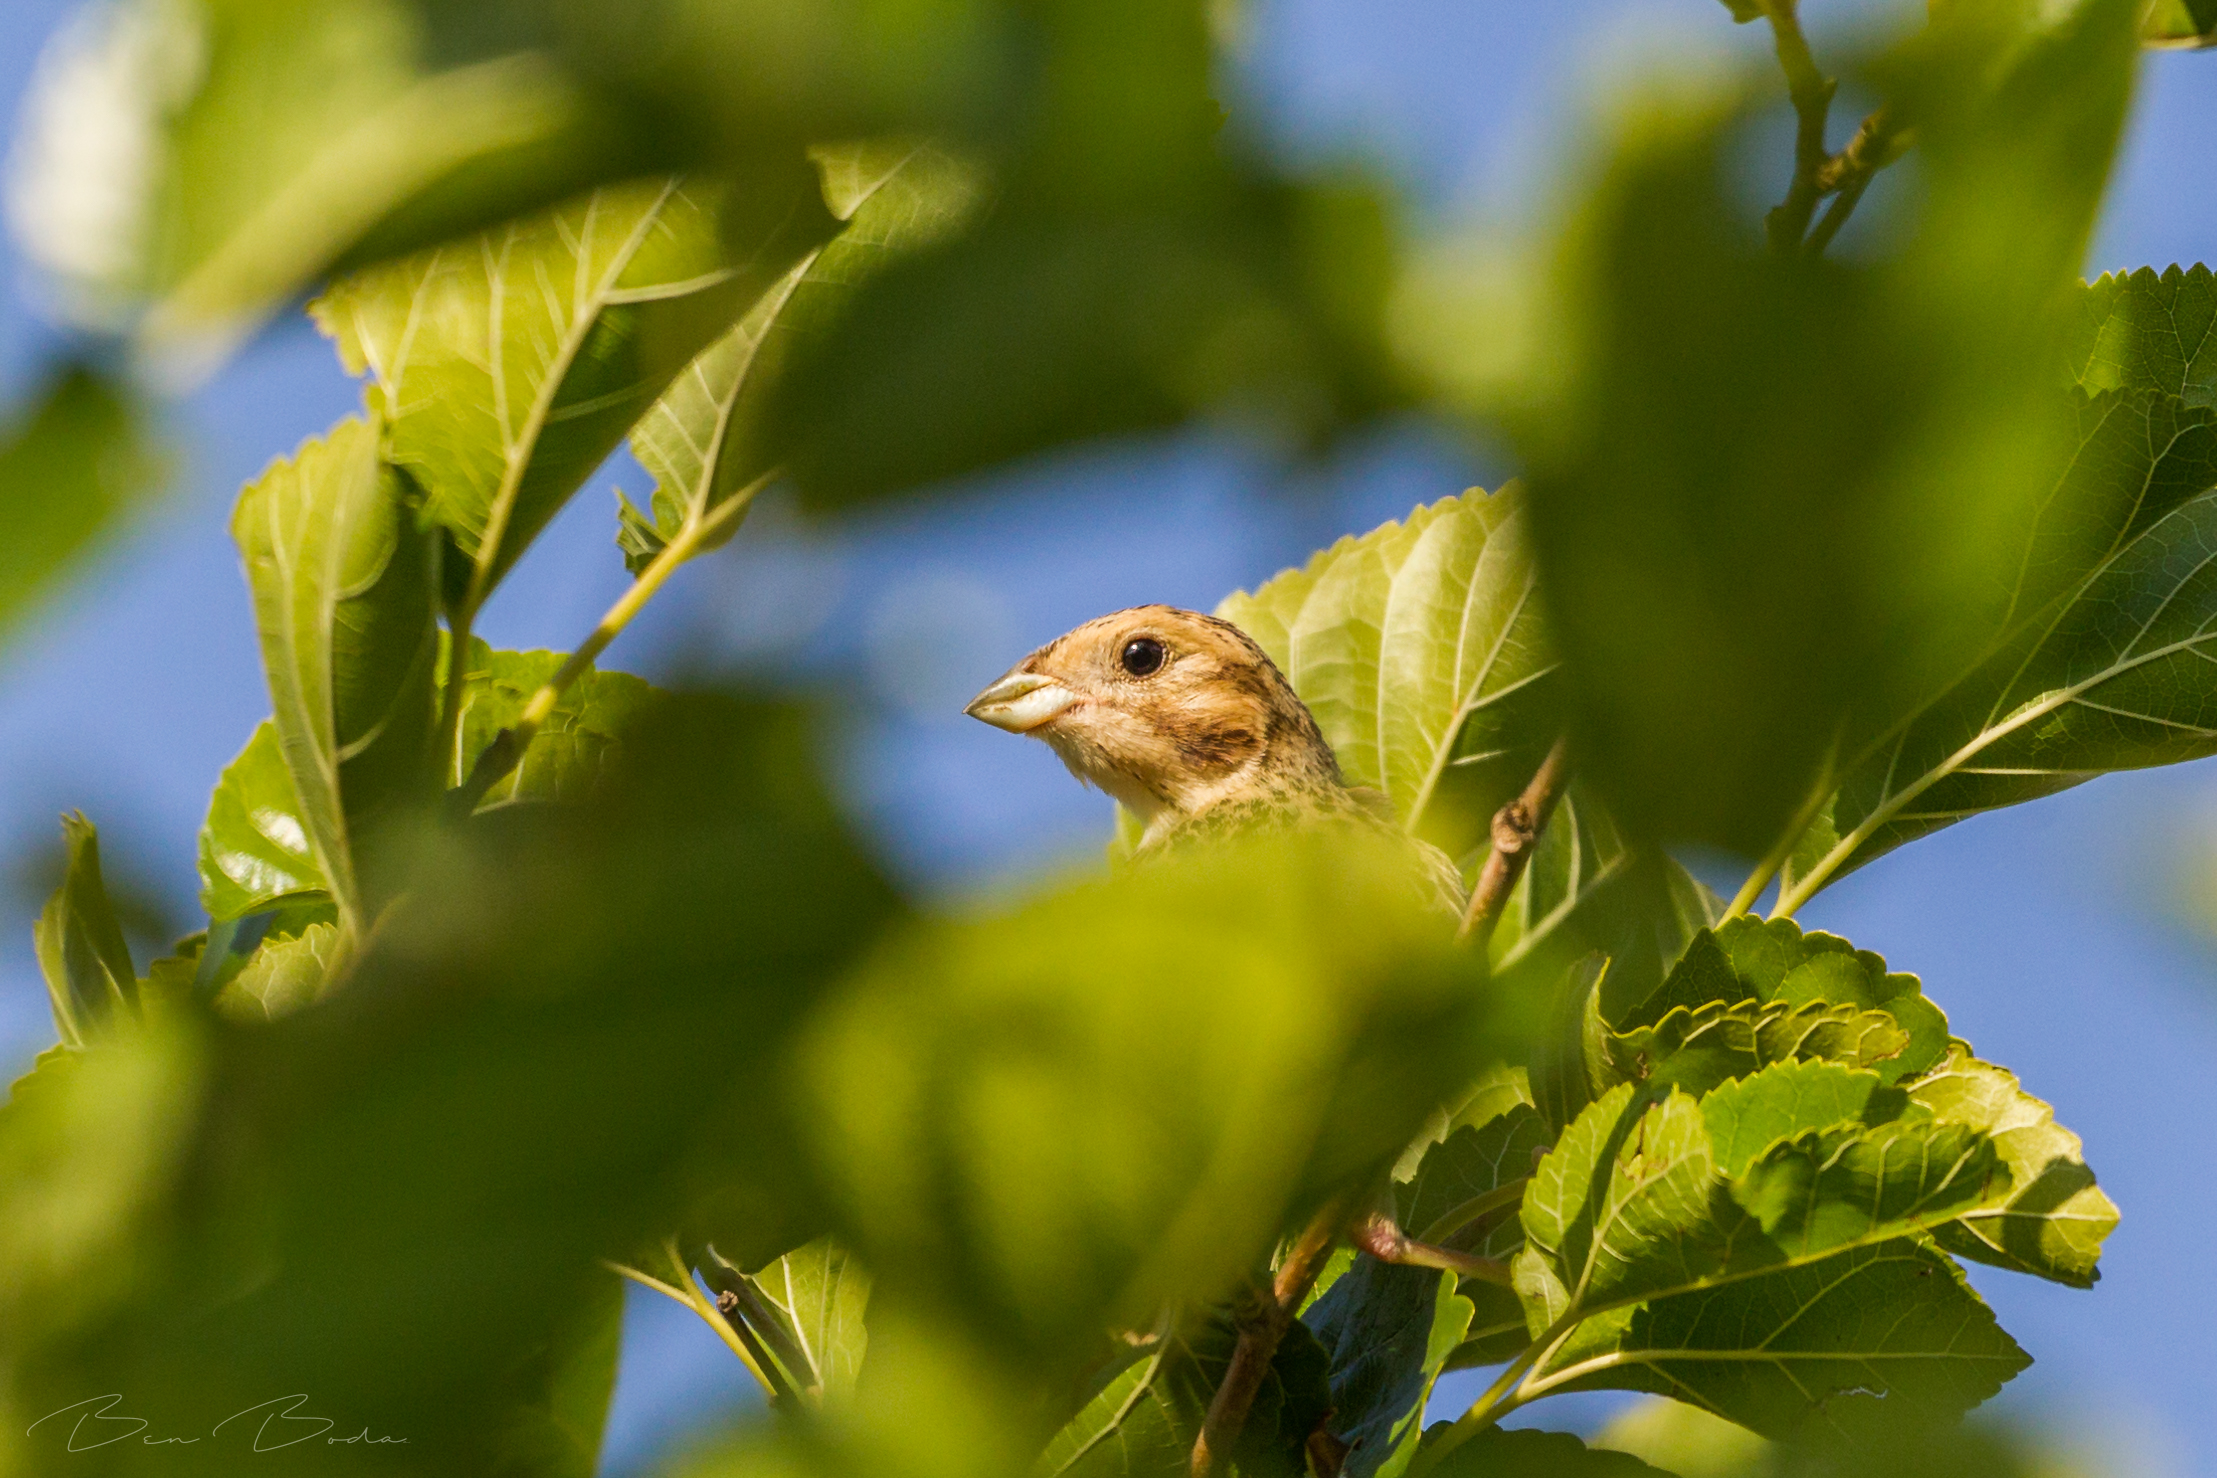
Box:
1426 1427 1673 1477
0 369 161 647
2144 0 2217 46
1500 2 2140 853
799 831 1513 1373
1 695 902 1477
7 0 673 379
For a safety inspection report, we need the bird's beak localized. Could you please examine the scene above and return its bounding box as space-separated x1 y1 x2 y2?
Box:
965 670 1077 733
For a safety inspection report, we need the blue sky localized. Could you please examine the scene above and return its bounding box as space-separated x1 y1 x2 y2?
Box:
0 2 2211 1473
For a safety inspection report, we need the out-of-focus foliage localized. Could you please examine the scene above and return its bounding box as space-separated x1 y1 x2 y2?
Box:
0 369 160 648
2144 0 2217 46
1771 265 2217 910
799 830 1514 1370
1411 0 2143 855
0 0 2200 1472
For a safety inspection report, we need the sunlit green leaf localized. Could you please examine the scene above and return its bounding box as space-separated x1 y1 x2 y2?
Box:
198 720 329 921
33 814 139 1049
211 921 341 1022
1607 996 1909 1099
1522 1064 2006 1320
313 175 837 611
1524 1240 2027 1442
450 642 659 805
0 369 161 646
1908 1044 2118 1287
621 141 987 574
1304 1258 1473 1478
1622 919 1948 1086
1217 484 1556 860
232 415 442 932
799 831 1507 1364
745 1237 872 1406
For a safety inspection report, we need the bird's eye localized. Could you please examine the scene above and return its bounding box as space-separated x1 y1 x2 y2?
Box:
1120 637 1166 677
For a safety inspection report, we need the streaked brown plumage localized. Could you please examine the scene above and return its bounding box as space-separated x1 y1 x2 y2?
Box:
966 605 1463 909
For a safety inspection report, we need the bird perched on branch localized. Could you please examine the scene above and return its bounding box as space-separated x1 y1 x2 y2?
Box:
965 605 1463 911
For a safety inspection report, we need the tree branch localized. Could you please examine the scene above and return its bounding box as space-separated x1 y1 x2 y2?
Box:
1456 738 1573 948
1761 0 1838 255
1191 1202 1345 1477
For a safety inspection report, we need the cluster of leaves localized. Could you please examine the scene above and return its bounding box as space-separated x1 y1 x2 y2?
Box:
0 0 2208 1476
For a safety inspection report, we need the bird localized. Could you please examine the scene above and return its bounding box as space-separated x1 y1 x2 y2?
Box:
964 605 1465 911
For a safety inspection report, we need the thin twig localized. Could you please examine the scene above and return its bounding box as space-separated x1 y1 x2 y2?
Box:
1191 1203 1345 1477
605 1255 784 1403
1456 738 1573 948
1760 0 1838 254
1349 1213 1514 1286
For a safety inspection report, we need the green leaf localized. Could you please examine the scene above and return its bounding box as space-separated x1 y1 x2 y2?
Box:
621 141 988 575
1303 1259 1474 1478
211 922 342 1022
0 369 161 648
2070 265 2217 405
1216 484 1557 859
1776 388 2217 907
197 720 329 921
313 176 837 610
232 415 442 932
450 643 659 805
746 1237 872 1406
2143 0 2217 46
33 814 139 1049
1908 1044 2118 1287
1622 919 1948 1085
1525 1241 2028 1442
1607 997 1910 1099
1424 1427 1676 1477
1039 1311 1332 1478
1522 1065 2007 1319
798 830 1507 1364
1697 1060 1907 1181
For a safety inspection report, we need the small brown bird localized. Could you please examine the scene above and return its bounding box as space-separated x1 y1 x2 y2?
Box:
965 605 1462 907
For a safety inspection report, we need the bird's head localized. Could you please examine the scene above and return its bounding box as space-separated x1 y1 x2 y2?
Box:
965 605 1343 834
